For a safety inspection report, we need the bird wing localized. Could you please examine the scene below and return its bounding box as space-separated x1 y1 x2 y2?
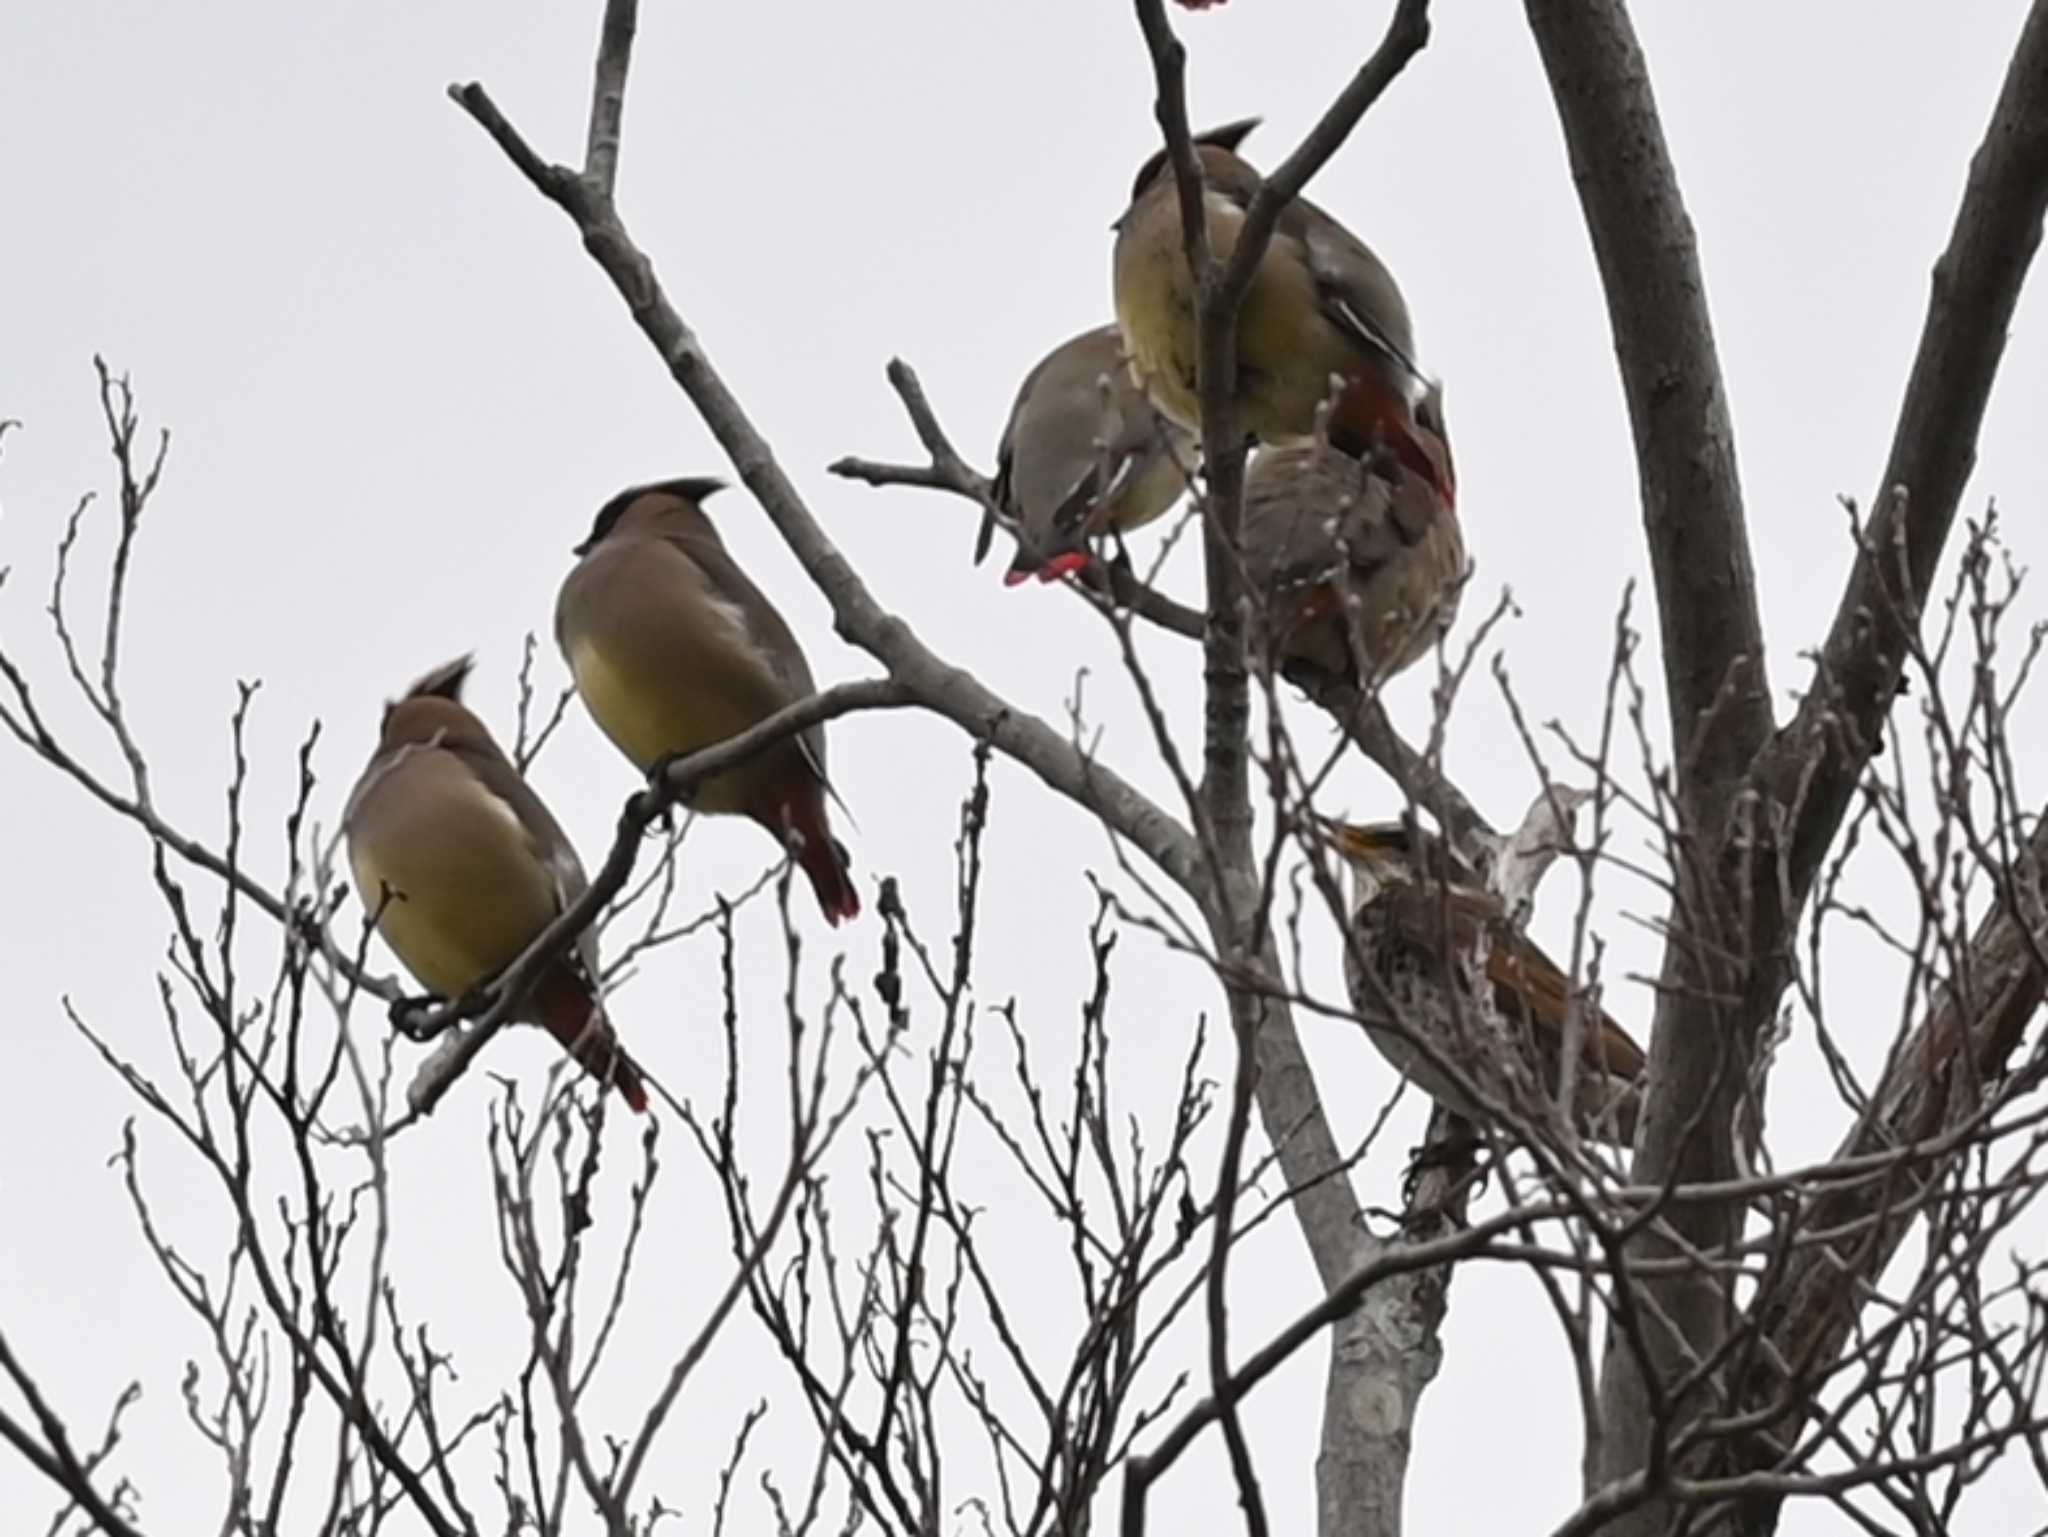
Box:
1290 201 1426 398
1243 454 1407 592
1382 880 1644 1081
665 524 832 785
446 735 598 978
982 433 1014 565
345 740 574 1000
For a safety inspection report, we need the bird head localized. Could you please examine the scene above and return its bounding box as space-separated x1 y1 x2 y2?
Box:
1122 116 1262 213
575 476 728 556
1317 816 1479 904
378 654 484 750
1321 819 1419 892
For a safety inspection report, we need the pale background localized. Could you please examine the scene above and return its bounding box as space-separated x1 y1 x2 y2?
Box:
3 2 2045 1532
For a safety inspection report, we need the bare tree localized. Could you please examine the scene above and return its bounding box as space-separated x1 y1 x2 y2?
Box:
5 3 2048 1535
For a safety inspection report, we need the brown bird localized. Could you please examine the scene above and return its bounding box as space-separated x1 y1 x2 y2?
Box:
1112 119 1451 507
1326 820 1643 1146
556 477 860 925
1240 386 1463 684
985 324 1195 585
344 658 649 1112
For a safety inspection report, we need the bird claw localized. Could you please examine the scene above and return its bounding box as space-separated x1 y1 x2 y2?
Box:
645 751 692 833
388 992 454 1043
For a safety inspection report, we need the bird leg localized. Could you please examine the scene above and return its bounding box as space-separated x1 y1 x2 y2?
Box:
1400 1117 1486 1215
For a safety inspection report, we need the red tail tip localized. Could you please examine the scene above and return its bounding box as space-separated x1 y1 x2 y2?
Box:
1002 566 1033 588
1038 551 1091 584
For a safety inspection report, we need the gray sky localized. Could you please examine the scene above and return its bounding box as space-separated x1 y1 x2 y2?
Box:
4 2 2045 1531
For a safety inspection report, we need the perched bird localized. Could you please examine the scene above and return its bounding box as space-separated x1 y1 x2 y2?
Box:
984 324 1195 585
556 477 860 925
1112 119 1451 505
1240 386 1462 684
344 657 649 1112
1326 820 1643 1145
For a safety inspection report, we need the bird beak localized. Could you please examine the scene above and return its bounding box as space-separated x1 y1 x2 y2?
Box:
1312 819 1404 863
1307 816 1364 855
572 539 593 557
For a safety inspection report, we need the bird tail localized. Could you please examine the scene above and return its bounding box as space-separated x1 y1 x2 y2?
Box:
1331 375 1456 508
785 792 861 925
532 969 650 1113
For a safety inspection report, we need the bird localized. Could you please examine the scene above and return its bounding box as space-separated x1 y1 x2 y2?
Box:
983 324 1195 585
1111 119 1452 506
1324 819 1643 1146
555 477 860 925
1239 385 1463 685
343 657 649 1112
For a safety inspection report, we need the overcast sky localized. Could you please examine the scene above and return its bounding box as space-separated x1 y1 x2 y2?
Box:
4 2 2046 1532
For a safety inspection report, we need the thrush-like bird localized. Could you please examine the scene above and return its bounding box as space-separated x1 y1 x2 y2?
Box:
1112 119 1451 505
1240 385 1462 685
1327 820 1643 1145
556 477 860 925
985 324 1194 585
344 657 649 1111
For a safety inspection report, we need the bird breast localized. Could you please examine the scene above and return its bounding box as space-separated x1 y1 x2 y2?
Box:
1343 906 1485 1116
347 755 561 1004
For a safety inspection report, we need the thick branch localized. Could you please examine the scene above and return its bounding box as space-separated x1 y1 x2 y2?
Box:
1286 664 1494 861
1525 0 1772 830
1125 6 1436 1535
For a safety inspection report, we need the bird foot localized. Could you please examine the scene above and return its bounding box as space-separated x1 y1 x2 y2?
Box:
645 750 696 832
388 992 456 1043
1399 1125 1486 1212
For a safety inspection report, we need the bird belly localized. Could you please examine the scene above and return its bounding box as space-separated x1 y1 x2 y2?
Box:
1348 937 1485 1116
1104 451 1189 537
567 636 783 816
349 813 556 1003
1359 1012 1481 1118
568 638 742 765
1238 258 1354 442
1113 271 1199 432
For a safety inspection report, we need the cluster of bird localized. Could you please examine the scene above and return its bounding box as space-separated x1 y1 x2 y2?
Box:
343 119 1646 1141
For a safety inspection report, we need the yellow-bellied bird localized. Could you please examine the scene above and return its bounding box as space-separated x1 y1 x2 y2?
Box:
556 477 860 925
1327 820 1643 1146
1240 386 1462 684
1112 119 1452 507
986 324 1195 585
344 658 648 1112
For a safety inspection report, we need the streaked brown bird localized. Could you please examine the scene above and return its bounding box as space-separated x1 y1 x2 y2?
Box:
344 657 649 1112
1112 119 1452 506
1240 386 1463 684
984 324 1195 585
556 477 860 925
1327 820 1643 1146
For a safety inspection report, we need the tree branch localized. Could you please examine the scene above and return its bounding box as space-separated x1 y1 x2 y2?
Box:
0 1327 146 1537
1766 0 2048 908
1524 0 1772 833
